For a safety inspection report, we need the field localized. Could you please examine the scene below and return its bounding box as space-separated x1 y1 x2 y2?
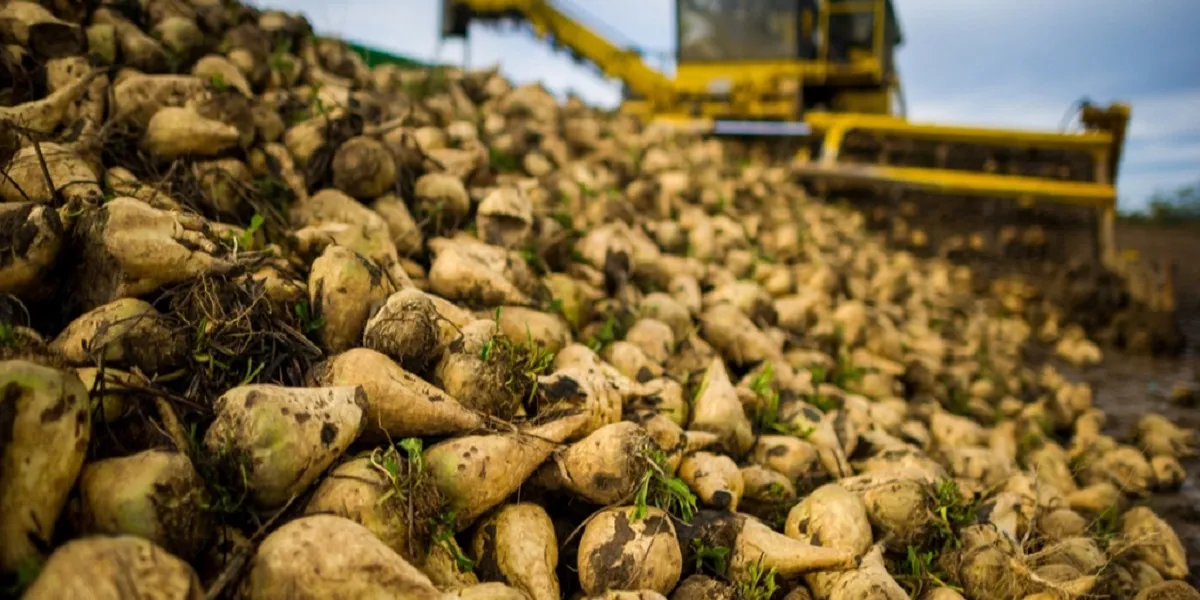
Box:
1117 220 1200 345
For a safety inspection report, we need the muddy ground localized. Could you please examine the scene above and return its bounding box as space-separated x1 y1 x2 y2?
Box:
1061 221 1200 586
1059 348 1200 586
848 200 1200 579
1116 221 1200 319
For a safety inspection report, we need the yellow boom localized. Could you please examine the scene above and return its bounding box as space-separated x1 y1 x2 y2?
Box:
442 0 673 104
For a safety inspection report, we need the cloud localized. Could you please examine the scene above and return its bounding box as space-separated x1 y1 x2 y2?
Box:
1126 89 1200 140
894 0 1200 96
1126 139 1200 169
254 0 1200 210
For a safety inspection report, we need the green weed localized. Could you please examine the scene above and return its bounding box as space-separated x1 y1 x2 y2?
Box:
929 479 979 550
479 308 556 406
892 545 961 597
238 213 265 249
691 538 730 577
633 448 698 522
0 322 15 348
191 422 250 516
489 148 519 173
585 306 635 353
431 510 475 573
1088 505 1122 547
292 300 325 334
734 558 778 600
1 558 41 597
750 363 808 436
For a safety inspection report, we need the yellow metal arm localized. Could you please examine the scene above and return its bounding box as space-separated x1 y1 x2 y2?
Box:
445 0 672 104
800 108 1129 211
805 112 1116 151
793 162 1116 208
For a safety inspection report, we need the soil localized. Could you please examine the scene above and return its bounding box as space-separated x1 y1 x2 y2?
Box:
1116 221 1200 319
1087 222 1200 586
897 215 1200 586
1058 308 1200 586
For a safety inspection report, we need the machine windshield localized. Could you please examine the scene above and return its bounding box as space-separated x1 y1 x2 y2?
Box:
677 0 800 62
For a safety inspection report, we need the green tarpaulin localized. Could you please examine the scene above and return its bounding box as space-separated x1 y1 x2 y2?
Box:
345 41 431 69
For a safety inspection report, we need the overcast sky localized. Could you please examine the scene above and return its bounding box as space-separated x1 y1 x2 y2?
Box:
254 0 1199 212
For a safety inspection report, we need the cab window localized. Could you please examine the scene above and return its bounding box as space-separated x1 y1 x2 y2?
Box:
678 0 800 62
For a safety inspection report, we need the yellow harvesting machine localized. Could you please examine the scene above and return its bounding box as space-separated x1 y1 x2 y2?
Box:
439 0 1134 272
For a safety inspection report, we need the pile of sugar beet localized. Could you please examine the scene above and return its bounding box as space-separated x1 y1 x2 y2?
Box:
0 1 1196 599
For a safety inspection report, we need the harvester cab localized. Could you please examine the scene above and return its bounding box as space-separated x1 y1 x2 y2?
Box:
627 0 903 130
